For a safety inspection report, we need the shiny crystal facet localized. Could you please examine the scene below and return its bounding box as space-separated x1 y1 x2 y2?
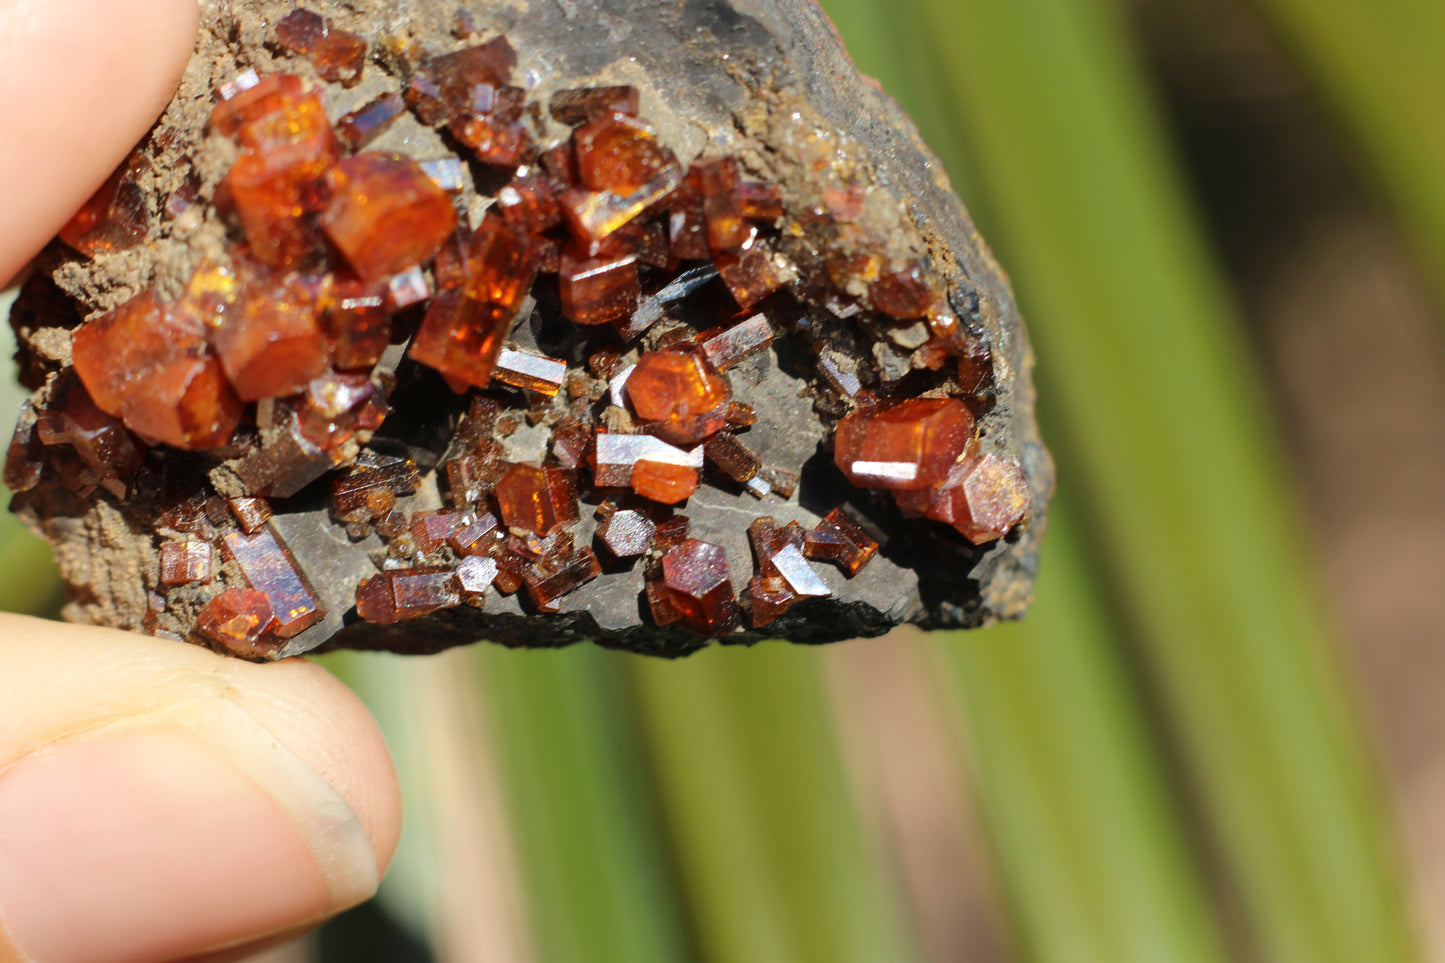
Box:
222 526 325 637
834 398 974 490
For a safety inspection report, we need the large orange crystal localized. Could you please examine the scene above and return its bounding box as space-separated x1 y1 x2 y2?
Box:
625 349 732 446
321 153 458 282
833 398 974 490
71 291 243 449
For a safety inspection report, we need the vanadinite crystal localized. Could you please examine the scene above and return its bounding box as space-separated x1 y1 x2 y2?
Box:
6 2 1047 660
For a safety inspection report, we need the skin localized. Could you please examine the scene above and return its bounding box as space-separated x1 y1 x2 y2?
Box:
0 2 405 960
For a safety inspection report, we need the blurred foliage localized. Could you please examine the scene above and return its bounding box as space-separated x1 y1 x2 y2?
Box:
0 0 1433 960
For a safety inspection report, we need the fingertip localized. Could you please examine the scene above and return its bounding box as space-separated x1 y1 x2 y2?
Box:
0 0 199 284
0 617 403 963
219 656 405 875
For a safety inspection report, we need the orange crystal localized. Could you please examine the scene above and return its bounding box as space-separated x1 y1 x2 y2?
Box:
833 398 974 490
210 273 330 401
655 539 741 636
894 452 1030 544
574 113 676 194
216 76 339 269
71 291 243 449
197 588 278 656
558 244 639 325
631 459 699 504
495 463 579 536
59 154 149 258
321 153 458 282
625 349 732 446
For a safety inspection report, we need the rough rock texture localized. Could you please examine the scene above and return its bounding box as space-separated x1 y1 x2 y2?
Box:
7 0 1053 658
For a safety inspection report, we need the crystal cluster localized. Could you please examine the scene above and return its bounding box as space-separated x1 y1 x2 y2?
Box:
6 12 1034 657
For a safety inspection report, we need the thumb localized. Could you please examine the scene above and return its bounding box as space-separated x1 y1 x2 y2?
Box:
0 0 199 286
0 616 402 963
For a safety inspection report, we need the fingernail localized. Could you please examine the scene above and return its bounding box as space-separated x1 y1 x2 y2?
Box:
0 716 378 963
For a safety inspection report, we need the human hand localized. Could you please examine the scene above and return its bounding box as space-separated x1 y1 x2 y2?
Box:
0 3 403 961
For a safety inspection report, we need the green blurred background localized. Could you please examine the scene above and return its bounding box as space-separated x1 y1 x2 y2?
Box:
6 0 1445 959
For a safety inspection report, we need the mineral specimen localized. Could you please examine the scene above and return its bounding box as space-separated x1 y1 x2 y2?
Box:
6 0 1051 660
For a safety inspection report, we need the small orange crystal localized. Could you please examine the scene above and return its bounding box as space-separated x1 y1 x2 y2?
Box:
894 452 1030 544
574 113 676 194
495 463 579 536
625 349 732 446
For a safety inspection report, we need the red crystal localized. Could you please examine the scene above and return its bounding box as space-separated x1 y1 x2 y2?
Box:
894 452 1030 544
410 511 462 555
39 386 144 480
228 497 274 534
574 113 677 194
312 28 368 86
71 290 242 449
59 154 149 257
274 9 328 54
692 158 752 253
449 512 503 556
160 541 213 586
222 526 326 637
550 86 640 125
405 39 518 125
704 431 762 484
749 576 796 628
456 114 530 167
558 244 640 325
716 242 788 310
701 313 773 370
493 347 568 396
495 463 579 536
833 398 975 490
559 160 681 248
197 588 279 656
871 262 938 319
735 181 784 222
597 506 656 558
357 567 461 622
323 280 392 370
654 539 741 636
803 508 878 576
322 153 458 282
521 547 602 612
337 93 406 150
496 171 562 235
211 273 330 401
626 349 732 446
